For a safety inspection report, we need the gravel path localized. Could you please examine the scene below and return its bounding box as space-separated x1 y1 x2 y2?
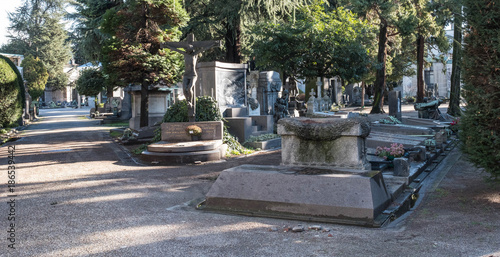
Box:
0 107 499 257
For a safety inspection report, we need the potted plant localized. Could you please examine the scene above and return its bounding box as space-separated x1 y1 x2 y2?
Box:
375 143 405 167
186 125 202 141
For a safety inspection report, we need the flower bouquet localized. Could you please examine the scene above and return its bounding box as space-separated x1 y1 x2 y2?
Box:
375 143 405 161
186 125 202 140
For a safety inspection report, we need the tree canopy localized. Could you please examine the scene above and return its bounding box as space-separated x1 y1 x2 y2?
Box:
21 55 49 100
100 0 189 127
251 3 375 87
184 0 312 63
4 0 72 90
75 68 105 97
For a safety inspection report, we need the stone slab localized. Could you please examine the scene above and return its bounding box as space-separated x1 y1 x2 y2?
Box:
204 164 392 226
161 121 223 142
141 144 227 164
244 138 281 150
367 131 428 149
147 140 223 153
371 123 434 135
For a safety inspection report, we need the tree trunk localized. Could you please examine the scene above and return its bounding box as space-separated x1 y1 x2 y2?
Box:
370 21 388 114
448 10 462 117
224 19 242 63
416 34 426 103
140 81 149 128
106 84 113 99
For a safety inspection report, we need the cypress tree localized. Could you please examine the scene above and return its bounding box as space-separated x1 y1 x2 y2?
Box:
461 0 500 179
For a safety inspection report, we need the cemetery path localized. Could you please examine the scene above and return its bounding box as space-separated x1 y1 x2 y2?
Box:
1 106 499 257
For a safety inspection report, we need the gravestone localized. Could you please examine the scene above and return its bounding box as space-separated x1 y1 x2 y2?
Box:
306 89 317 116
258 71 282 115
322 95 331 111
196 61 247 115
128 85 172 130
120 92 132 120
388 90 402 121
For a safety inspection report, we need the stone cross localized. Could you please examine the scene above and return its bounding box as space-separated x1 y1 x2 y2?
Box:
310 89 316 98
161 33 220 122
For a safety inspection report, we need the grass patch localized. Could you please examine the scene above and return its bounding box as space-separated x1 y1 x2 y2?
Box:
110 131 122 138
133 144 148 155
102 122 129 127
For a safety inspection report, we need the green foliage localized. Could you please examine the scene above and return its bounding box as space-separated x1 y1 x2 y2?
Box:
101 0 188 87
460 0 500 179
6 0 71 91
70 0 123 64
244 133 280 143
75 68 106 97
162 100 188 122
0 56 23 127
162 96 223 123
184 0 310 63
251 4 375 82
21 55 48 100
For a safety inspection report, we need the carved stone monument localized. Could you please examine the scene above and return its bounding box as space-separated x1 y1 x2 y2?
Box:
258 71 282 115
161 34 220 122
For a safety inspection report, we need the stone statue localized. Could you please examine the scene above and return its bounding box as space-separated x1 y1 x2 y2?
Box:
414 99 443 119
274 90 290 122
161 33 220 122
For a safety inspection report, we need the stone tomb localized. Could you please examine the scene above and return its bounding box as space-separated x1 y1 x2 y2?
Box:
142 121 226 164
202 117 393 226
279 117 371 170
128 85 173 130
195 61 247 115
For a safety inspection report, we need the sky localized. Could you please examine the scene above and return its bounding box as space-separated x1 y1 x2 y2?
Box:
0 1 23 46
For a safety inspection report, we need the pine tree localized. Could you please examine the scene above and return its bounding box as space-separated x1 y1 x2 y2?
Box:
6 0 72 90
100 0 188 127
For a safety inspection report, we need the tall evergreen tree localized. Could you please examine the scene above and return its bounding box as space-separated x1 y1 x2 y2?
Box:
447 1 463 116
402 0 449 103
101 0 188 127
70 0 123 64
21 55 49 100
6 0 72 90
460 0 500 179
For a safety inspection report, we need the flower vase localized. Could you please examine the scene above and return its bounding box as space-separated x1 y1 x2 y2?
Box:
191 135 200 141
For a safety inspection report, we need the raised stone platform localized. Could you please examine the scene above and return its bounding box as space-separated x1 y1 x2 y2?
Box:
141 121 226 164
147 140 223 153
202 165 392 227
142 145 226 164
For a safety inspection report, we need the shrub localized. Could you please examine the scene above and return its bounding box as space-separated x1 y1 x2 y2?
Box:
461 0 500 179
0 55 24 127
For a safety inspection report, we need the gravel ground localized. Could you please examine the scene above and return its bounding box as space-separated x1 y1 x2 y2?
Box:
0 106 498 257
